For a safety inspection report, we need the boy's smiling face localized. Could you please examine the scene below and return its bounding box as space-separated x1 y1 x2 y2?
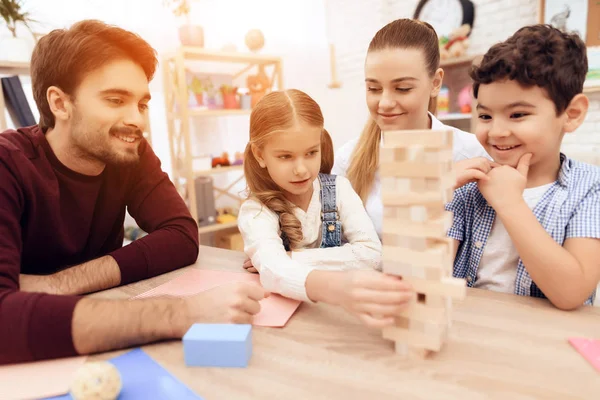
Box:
475 79 573 185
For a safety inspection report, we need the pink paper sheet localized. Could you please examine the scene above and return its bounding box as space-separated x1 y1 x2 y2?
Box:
0 356 86 400
569 337 600 372
133 269 302 327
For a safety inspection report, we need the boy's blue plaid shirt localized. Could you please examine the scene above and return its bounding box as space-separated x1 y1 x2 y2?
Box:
446 153 600 305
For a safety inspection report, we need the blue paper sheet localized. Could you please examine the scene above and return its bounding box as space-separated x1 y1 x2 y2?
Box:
45 348 203 400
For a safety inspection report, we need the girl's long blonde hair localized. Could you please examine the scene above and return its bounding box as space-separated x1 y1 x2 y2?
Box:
244 89 334 249
347 18 441 202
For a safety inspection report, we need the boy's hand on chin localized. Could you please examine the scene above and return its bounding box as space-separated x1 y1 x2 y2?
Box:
478 153 532 211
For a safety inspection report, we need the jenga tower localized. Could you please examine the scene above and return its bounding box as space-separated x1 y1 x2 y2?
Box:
379 129 466 358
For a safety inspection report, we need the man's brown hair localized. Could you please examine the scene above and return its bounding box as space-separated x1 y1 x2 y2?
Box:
470 24 588 115
30 19 158 130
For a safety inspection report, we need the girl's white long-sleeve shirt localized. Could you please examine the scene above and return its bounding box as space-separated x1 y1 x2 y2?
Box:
237 175 382 302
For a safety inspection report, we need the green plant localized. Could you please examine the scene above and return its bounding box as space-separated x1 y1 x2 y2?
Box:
0 0 36 38
189 76 204 94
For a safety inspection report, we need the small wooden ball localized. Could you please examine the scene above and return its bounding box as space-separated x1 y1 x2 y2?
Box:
70 361 122 400
245 29 265 52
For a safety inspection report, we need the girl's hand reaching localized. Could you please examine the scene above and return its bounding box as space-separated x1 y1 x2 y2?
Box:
306 269 415 328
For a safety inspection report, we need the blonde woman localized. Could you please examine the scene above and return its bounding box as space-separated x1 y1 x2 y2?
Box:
332 19 491 236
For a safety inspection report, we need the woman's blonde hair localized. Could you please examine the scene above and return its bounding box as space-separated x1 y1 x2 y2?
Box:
243 89 334 249
347 18 441 202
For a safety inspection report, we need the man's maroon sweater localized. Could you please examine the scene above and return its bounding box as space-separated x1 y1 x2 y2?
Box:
0 126 199 365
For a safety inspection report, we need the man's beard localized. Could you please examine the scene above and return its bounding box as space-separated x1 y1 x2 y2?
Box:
71 112 142 167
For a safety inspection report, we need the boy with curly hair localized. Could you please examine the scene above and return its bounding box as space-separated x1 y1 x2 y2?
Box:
447 24 600 309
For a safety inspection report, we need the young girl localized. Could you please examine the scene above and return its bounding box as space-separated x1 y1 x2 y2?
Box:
332 18 491 237
238 89 414 327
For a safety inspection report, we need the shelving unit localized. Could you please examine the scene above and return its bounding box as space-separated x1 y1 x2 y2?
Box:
438 55 481 133
162 47 283 238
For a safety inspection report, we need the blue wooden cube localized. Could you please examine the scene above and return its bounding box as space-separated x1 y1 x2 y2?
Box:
182 324 252 368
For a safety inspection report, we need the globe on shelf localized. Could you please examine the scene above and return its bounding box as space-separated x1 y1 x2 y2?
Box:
245 29 265 52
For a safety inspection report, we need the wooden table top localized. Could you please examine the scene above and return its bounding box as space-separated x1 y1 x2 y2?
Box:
88 245 600 400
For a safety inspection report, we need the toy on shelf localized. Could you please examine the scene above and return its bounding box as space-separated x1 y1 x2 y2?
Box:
183 324 252 368
379 129 466 358
439 24 471 60
220 84 239 109
212 152 231 168
232 151 244 166
458 85 472 114
437 85 449 115
189 76 205 106
245 29 265 52
247 66 270 108
216 207 237 224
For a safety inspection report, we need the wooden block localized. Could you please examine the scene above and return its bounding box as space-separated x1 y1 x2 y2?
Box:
380 147 408 163
382 325 444 352
382 259 446 280
382 129 453 149
394 342 409 356
380 147 453 164
410 178 428 192
393 341 434 359
425 295 446 308
393 316 446 337
382 234 427 250
382 211 453 238
402 276 467 300
382 236 452 253
381 173 455 195
381 177 398 190
380 160 452 178
382 260 414 277
183 324 252 367
384 205 445 222
381 188 454 207
395 300 448 324
424 149 453 163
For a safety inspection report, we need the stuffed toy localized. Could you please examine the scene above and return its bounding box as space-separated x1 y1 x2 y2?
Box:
246 66 270 108
440 24 471 60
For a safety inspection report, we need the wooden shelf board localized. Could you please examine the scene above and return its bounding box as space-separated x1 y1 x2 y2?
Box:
0 61 30 75
438 113 472 121
198 221 238 235
189 108 251 117
167 47 282 65
583 85 600 94
194 164 244 176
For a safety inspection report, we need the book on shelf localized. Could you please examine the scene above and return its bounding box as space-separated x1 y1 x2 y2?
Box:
1 75 36 127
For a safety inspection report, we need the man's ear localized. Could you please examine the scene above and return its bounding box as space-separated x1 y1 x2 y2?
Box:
430 67 444 97
46 86 73 123
251 144 266 168
563 93 589 133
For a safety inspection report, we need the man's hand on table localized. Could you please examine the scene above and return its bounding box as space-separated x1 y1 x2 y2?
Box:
178 281 270 333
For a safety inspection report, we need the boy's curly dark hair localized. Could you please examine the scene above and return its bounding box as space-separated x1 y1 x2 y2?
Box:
470 24 588 115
